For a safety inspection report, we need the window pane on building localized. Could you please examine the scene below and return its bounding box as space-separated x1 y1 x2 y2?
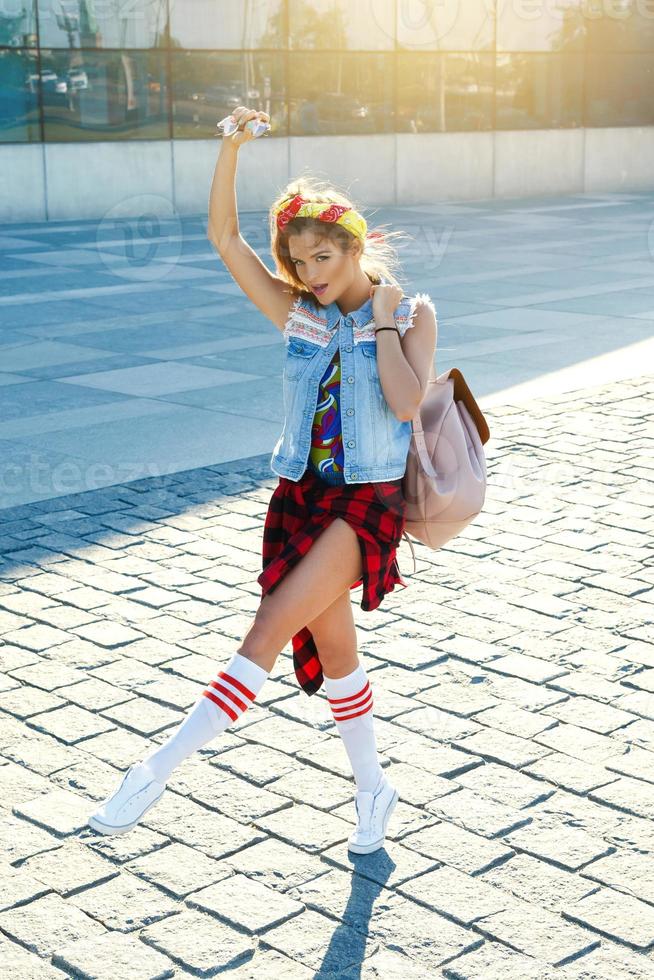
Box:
585 5 654 52
497 0 587 52
37 0 169 49
170 0 286 49
0 5 38 48
396 0 494 51
586 52 654 126
397 52 493 132
0 49 41 142
171 51 286 138
40 49 170 141
495 53 583 129
288 0 394 50
289 53 393 135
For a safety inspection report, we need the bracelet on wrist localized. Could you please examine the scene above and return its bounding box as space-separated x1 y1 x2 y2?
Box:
375 327 399 335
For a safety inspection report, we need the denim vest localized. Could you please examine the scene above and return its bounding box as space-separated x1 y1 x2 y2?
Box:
270 282 430 484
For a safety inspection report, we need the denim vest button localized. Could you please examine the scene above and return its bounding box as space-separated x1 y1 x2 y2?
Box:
346 408 354 416
347 376 354 383
347 440 355 448
351 473 358 479
345 345 352 353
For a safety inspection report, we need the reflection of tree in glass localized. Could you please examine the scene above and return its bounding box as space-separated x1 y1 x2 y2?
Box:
396 8 493 134
260 0 347 49
547 0 654 54
549 3 586 53
270 2 362 136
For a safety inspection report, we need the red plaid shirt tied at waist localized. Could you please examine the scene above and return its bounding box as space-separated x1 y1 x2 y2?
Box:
257 467 408 696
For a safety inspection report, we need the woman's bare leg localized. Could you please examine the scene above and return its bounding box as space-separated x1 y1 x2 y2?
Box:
253 541 386 797
88 517 385 834
304 588 359 679
238 516 363 669
137 517 364 782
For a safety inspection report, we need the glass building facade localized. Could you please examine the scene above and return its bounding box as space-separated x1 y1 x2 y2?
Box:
1 0 653 145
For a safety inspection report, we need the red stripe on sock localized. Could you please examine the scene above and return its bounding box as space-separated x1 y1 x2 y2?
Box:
334 699 374 722
208 678 248 712
327 680 369 706
202 689 240 721
218 670 256 701
332 690 373 719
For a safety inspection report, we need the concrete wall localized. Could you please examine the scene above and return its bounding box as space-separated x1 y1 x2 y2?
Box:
1 127 653 224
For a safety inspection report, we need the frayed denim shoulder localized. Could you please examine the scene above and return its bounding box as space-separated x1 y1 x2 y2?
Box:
394 291 437 338
408 291 437 327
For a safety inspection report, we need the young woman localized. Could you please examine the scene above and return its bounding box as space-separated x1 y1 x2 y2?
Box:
88 106 437 855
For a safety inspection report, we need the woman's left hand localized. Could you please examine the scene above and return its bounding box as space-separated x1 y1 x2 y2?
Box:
370 283 403 321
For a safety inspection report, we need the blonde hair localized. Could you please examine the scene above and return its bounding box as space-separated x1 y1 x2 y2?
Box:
269 175 410 299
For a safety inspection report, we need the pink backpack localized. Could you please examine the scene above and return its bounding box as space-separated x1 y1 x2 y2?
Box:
400 367 490 572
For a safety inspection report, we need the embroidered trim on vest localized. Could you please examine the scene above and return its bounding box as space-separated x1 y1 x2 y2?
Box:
284 294 331 347
284 290 437 345
352 320 376 344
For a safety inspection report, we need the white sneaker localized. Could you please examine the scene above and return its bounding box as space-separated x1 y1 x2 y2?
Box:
87 763 166 836
348 773 399 854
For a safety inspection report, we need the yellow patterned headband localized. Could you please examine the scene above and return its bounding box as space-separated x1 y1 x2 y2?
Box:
274 193 371 242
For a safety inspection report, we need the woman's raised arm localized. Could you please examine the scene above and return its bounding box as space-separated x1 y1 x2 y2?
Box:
207 106 296 333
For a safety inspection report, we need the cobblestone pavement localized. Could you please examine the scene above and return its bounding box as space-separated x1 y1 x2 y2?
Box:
0 373 652 978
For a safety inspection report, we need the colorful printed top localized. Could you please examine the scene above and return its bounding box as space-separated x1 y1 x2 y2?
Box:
308 347 345 484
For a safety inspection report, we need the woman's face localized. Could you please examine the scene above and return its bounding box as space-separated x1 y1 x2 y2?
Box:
287 228 360 305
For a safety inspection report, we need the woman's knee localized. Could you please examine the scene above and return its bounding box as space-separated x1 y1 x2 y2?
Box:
318 642 359 679
305 594 358 679
237 618 281 671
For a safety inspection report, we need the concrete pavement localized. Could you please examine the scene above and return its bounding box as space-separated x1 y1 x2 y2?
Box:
1 192 653 509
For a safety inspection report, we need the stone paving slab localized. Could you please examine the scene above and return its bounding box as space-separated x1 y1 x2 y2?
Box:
0 372 651 976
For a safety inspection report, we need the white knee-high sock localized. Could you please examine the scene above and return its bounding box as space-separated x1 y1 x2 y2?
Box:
323 663 384 794
140 653 269 783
